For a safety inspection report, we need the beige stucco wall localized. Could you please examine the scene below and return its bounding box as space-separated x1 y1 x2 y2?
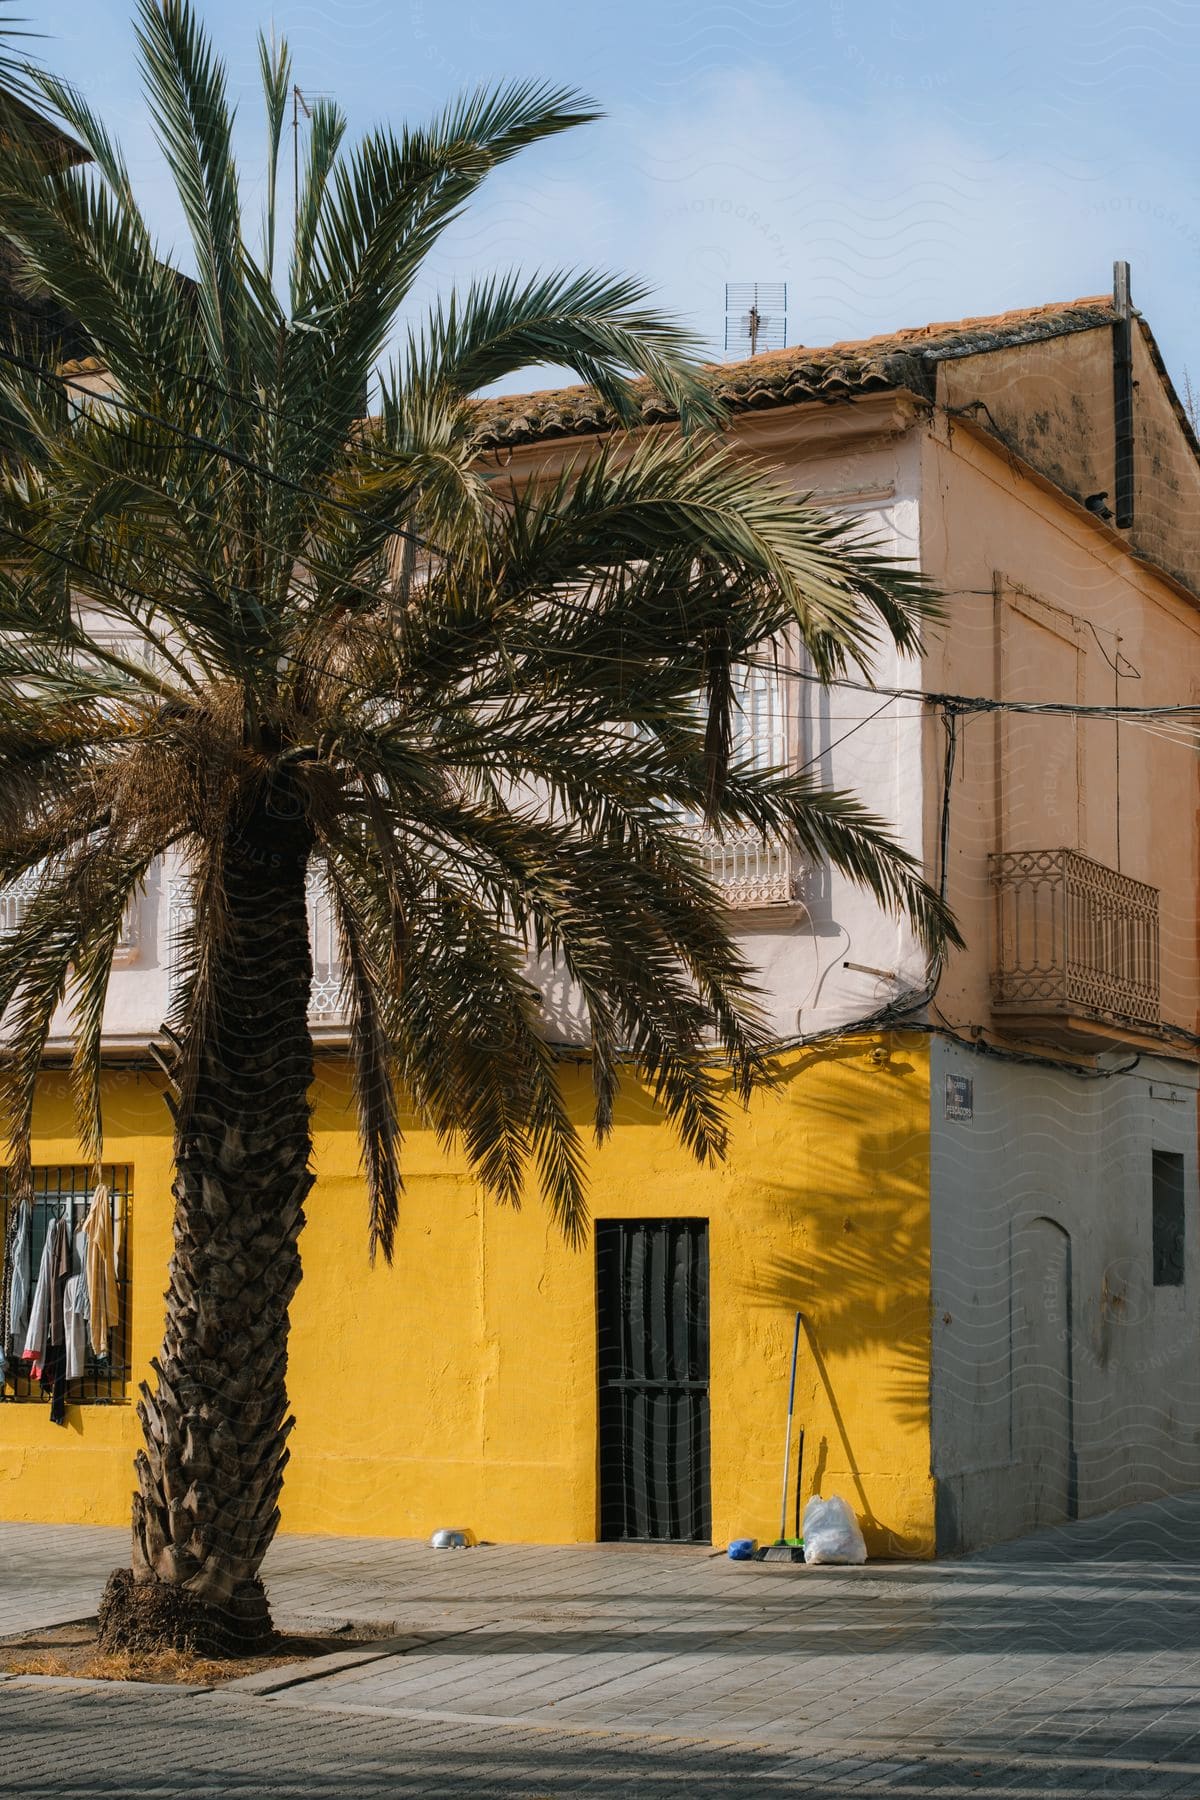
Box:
918 408 1200 1044
937 321 1200 599
916 390 1200 1551
1131 326 1200 590
938 326 1114 516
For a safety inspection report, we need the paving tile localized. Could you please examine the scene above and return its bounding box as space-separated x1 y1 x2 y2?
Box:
4 1496 1200 1794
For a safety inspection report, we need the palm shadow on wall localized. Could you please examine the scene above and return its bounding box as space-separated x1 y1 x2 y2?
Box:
741 1048 933 1549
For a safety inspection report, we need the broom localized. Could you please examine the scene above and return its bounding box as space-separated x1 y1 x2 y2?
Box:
759 1309 806 1563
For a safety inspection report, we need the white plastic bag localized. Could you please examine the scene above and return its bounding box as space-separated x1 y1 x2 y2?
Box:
802 1495 867 1565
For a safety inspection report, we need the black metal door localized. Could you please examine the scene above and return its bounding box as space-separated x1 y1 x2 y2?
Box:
596 1219 711 1542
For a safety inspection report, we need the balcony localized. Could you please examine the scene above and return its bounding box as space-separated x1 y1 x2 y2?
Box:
305 870 343 1023
168 870 346 1028
990 848 1160 1047
677 822 799 910
1 867 140 960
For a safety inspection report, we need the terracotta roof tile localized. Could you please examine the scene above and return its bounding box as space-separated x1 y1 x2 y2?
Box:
474 295 1114 450
56 355 107 377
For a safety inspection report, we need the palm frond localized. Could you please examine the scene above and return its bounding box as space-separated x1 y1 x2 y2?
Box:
0 6 35 106
323 858 404 1264
0 840 151 1173
406 269 722 435
290 96 346 310
779 777 962 954
69 861 152 1162
257 30 289 280
489 430 937 678
134 0 247 420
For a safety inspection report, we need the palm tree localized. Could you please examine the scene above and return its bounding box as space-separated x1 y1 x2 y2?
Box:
0 11 90 374
0 0 956 1653
0 5 34 108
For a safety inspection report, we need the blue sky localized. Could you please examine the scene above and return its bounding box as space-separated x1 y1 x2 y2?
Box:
34 0 1200 393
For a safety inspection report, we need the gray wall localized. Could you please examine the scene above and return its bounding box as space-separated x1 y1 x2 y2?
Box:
930 1034 1200 1553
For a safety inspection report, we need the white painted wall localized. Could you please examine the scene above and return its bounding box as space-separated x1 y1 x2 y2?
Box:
930 1032 1200 1553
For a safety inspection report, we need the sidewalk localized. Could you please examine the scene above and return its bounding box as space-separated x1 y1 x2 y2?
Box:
3 1495 1200 1795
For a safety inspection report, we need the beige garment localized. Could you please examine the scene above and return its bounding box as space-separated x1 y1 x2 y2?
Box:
83 1184 118 1358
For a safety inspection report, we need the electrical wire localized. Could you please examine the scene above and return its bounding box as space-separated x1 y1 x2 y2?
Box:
777 663 1200 721
792 694 897 777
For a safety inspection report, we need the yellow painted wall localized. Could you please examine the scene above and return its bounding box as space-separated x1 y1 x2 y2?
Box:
0 1031 935 1556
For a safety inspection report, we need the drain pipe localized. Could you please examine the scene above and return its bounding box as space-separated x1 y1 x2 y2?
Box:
1112 259 1135 531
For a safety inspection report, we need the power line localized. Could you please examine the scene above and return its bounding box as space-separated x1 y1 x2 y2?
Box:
777 662 1200 723
793 693 898 777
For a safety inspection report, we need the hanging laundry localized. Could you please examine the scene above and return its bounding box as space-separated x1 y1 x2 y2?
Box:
22 1215 69 1386
83 1185 118 1360
64 1273 90 1383
3 1200 32 1375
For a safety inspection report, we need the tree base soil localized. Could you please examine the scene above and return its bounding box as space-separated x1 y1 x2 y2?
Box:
98 1566 278 1657
1 1616 395 1687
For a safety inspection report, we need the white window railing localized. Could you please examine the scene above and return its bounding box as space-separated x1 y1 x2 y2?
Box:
0 868 40 938
670 660 799 907
306 870 343 1021
678 821 798 908
0 865 140 958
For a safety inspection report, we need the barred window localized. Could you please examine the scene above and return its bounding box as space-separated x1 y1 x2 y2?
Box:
0 865 140 962
1 1165 131 1403
1152 1150 1186 1288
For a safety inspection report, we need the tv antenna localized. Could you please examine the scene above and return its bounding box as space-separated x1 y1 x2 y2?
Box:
724 282 787 358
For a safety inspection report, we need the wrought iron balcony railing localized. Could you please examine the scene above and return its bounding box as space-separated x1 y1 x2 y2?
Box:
990 848 1159 1032
677 822 799 909
0 867 140 958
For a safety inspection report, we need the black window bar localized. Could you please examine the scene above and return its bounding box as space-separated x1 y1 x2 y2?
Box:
1 1165 131 1403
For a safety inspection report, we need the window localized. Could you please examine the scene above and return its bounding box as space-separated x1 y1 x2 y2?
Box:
729 663 788 774
1152 1150 1186 1288
669 661 798 909
1 1165 130 1401
0 863 140 962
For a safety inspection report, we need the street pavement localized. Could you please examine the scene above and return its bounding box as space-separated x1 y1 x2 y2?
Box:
3 1495 1200 1795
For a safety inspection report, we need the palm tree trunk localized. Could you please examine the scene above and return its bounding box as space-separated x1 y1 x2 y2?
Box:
98 795 315 1656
